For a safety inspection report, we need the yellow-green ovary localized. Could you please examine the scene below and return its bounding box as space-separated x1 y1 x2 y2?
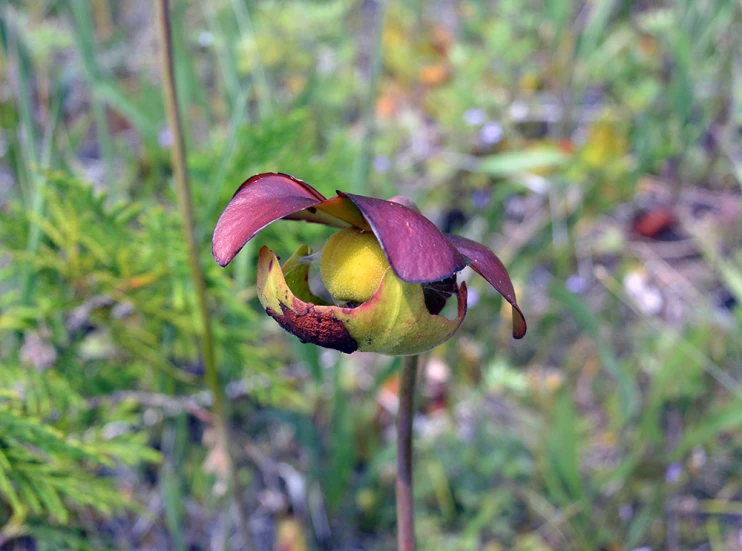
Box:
320 227 390 303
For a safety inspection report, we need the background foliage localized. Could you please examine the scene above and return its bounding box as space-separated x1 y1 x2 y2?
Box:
1 0 742 549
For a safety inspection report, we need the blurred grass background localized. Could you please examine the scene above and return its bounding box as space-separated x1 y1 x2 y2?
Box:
1 0 742 549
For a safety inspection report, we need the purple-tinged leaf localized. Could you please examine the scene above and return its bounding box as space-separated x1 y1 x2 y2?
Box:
446 234 527 339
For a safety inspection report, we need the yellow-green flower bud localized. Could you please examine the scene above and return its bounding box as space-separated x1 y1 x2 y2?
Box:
320 228 390 304
256 245 468 355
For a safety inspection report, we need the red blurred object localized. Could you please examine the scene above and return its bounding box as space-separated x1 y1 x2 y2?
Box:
632 207 676 238
558 139 574 153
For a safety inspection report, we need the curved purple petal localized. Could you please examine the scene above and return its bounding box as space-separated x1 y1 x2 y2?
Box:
446 234 527 339
340 192 468 284
213 173 329 267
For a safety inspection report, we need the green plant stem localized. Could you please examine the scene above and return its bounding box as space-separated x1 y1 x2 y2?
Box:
69 0 113 184
397 354 418 551
353 0 385 195
5 10 37 306
154 1 251 548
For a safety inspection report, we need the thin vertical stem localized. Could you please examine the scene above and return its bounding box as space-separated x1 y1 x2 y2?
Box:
5 5 40 306
154 1 252 548
354 0 386 195
397 354 418 551
69 0 113 184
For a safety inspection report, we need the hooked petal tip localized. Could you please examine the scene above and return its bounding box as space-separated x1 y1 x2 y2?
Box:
446 234 527 339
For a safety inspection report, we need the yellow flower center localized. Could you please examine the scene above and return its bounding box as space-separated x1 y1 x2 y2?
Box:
320 227 390 304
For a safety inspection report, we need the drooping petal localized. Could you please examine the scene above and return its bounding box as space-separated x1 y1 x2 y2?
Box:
257 246 467 355
340 192 468 284
446 234 527 339
213 173 340 267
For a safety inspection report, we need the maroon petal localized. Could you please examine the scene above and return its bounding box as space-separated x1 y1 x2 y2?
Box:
213 173 329 267
446 234 527 339
340 192 468 284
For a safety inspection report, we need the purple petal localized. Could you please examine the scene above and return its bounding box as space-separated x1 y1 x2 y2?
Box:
213 173 328 267
446 234 527 339
340 192 468 284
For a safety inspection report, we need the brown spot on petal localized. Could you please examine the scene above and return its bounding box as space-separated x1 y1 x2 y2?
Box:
266 299 358 354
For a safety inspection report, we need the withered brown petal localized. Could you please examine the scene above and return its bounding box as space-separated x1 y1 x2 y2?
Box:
257 246 359 353
213 173 329 267
446 234 527 339
340 192 468 284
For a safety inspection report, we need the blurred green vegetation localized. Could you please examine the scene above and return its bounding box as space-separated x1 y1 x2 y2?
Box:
1 0 742 549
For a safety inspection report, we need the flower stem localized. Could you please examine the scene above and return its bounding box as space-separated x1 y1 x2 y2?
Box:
397 354 418 551
154 1 251 547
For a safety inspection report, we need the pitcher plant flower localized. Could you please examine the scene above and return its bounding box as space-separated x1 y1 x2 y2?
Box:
212 173 526 355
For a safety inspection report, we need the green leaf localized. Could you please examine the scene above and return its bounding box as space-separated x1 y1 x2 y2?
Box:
544 391 583 503
325 360 356 510
673 400 742 459
549 283 638 424
476 148 569 177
